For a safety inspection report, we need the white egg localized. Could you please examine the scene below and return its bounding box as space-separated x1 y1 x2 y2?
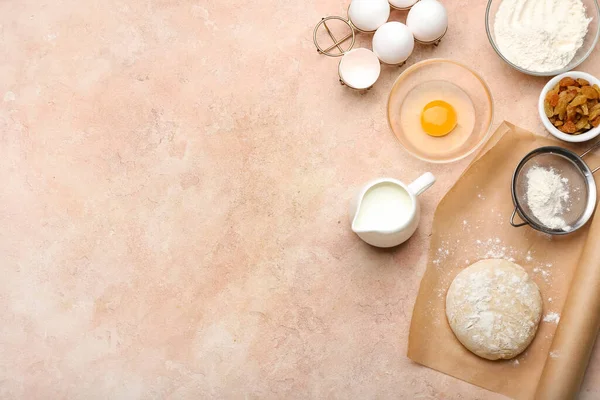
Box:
406 0 448 42
389 0 419 9
348 0 390 32
372 22 414 64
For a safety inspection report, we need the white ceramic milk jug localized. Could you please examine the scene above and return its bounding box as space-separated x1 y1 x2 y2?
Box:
349 173 436 248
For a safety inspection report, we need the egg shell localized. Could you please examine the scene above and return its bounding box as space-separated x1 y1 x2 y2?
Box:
389 0 419 8
338 48 381 89
372 22 414 65
348 0 390 32
406 0 448 42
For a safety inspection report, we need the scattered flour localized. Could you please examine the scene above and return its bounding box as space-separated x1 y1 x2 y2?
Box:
532 262 554 283
543 312 561 324
432 240 454 266
475 238 518 261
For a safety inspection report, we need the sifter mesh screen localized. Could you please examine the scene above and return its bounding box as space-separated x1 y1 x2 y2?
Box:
514 152 589 232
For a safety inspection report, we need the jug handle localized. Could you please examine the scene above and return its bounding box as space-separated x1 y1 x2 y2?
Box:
407 172 436 196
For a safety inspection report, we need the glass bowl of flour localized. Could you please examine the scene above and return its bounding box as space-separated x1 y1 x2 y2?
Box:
485 0 600 76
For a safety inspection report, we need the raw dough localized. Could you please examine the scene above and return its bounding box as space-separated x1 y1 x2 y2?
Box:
445 259 542 360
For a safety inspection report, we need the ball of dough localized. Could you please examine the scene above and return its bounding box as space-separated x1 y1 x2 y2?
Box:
445 259 542 360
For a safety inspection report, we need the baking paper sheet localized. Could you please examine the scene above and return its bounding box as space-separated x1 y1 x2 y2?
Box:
408 122 600 400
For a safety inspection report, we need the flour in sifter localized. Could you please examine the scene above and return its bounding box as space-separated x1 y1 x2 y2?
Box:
526 166 571 231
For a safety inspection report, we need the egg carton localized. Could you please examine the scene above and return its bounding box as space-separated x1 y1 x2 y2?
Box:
313 0 448 90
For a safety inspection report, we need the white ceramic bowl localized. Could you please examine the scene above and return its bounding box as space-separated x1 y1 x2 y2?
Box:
538 71 600 143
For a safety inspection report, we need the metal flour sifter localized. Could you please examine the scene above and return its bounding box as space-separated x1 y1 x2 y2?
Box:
510 142 600 235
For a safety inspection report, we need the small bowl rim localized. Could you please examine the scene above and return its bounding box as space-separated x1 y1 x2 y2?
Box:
485 0 600 77
386 58 494 164
538 71 600 143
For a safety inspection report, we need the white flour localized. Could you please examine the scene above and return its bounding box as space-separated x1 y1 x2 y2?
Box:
494 0 591 72
543 311 561 324
526 166 570 231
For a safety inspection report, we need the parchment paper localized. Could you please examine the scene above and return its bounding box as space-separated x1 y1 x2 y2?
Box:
408 122 600 400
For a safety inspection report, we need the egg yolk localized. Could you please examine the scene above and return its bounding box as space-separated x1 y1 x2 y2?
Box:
420 100 457 137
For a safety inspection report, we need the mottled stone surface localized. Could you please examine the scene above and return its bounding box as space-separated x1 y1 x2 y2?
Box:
2 0 600 398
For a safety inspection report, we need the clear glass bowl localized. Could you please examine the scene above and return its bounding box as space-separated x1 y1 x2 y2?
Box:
485 0 600 76
387 59 494 163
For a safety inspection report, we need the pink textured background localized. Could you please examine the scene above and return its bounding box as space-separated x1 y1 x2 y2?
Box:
2 0 600 398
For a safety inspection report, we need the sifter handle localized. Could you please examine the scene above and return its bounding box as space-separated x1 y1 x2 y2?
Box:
510 208 528 227
579 139 600 160
578 141 600 173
